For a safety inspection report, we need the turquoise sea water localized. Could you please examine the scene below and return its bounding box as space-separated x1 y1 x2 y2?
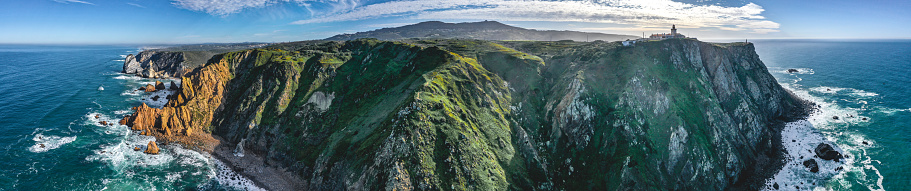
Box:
0 45 255 190
0 40 907 190
753 40 911 190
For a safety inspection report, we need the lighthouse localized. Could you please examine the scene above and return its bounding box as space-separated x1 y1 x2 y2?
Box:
671 24 677 36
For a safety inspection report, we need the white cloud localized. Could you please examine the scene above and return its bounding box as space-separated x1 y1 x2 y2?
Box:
289 0 780 33
52 0 94 5
171 0 359 17
127 3 145 8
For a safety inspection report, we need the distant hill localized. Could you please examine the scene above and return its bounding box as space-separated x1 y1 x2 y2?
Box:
325 21 639 42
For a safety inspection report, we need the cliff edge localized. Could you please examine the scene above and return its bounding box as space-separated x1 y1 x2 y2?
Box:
123 38 809 190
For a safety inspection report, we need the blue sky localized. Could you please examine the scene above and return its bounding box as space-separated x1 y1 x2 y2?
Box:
1 0 909 44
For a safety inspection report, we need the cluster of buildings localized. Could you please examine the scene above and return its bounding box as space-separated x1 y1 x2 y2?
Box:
649 25 686 40
622 25 691 46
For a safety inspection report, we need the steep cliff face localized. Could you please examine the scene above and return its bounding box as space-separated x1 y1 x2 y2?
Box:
123 38 806 190
123 51 192 78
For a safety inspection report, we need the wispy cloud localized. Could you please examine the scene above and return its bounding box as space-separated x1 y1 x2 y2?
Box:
289 0 780 34
126 3 145 8
171 0 358 17
52 0 94 5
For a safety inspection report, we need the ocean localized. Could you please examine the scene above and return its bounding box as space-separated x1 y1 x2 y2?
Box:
0 40 907 190
0 45 258 190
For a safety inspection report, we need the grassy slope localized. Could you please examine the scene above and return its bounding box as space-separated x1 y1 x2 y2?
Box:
182 38 800 190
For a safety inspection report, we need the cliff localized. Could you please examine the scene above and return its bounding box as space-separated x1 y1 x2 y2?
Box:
123 38 808 190
122 51 215 78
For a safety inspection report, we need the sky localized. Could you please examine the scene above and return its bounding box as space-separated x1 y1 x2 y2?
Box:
0 0 909 44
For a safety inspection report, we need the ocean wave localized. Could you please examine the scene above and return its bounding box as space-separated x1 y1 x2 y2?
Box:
28 134 76 153
764 83 885 190
113 75 142 81
771 67 815 75
119 55 127 58
198 159 265 191
808 86 879 98
113 59 125 62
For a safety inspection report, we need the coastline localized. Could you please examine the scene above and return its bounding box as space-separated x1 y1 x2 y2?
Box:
208 136 306 190
730 91 817 190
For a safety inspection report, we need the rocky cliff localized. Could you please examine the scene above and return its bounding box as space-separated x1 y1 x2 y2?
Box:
123 51 215 78
123 38 808 190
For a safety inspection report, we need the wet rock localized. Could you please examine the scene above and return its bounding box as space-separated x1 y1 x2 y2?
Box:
99 121 108 126
802 159 819 173
862 117 868 120
773 182 779 189
155 81 166 91
815 143 843 161
144 141 159 155
94 115 100 119
832 116 839 120
787 69 799 73
143 84 157 92
134 147 141 151
170 81 179 90
151 95 160 101
39 144 45 148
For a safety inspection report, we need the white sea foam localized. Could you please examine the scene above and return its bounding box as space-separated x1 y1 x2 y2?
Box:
119 55 128 58
28 134 76 153
202 159 265 191
113 59 125 62
764 83 885 190
808 86 879 98
772 67 815 75
113 75 142 81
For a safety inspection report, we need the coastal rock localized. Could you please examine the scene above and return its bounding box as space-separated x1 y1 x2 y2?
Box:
815 143 843 161
802 159 819 173
118 39 808 190
144 141 159 155
123 51 189 78
134 146 141 151
143 84 157 92
787 69 799 73
170 81 179 90
155 81 166 91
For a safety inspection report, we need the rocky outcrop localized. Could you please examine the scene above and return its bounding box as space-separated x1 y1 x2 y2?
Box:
154 81 166 91
169 81 179 90
145 141 160 154
123 51 187 78
815 143 844 161
121 39 808 190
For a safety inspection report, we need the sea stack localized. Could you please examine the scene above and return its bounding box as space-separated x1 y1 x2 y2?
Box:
144 141 159 155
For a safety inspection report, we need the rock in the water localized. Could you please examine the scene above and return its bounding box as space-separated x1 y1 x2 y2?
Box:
832 116 839 120
155 81 166 91
815 143 843 161
143 84 157 92
802 159 819 173
144 141 159 155
151 95 160 101
99 121 108 126
787 69 799 73
170 81 179 90
94 115 100 119
134 147 141 151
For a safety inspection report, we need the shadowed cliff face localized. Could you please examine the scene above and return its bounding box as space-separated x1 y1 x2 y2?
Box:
123 38 806 190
